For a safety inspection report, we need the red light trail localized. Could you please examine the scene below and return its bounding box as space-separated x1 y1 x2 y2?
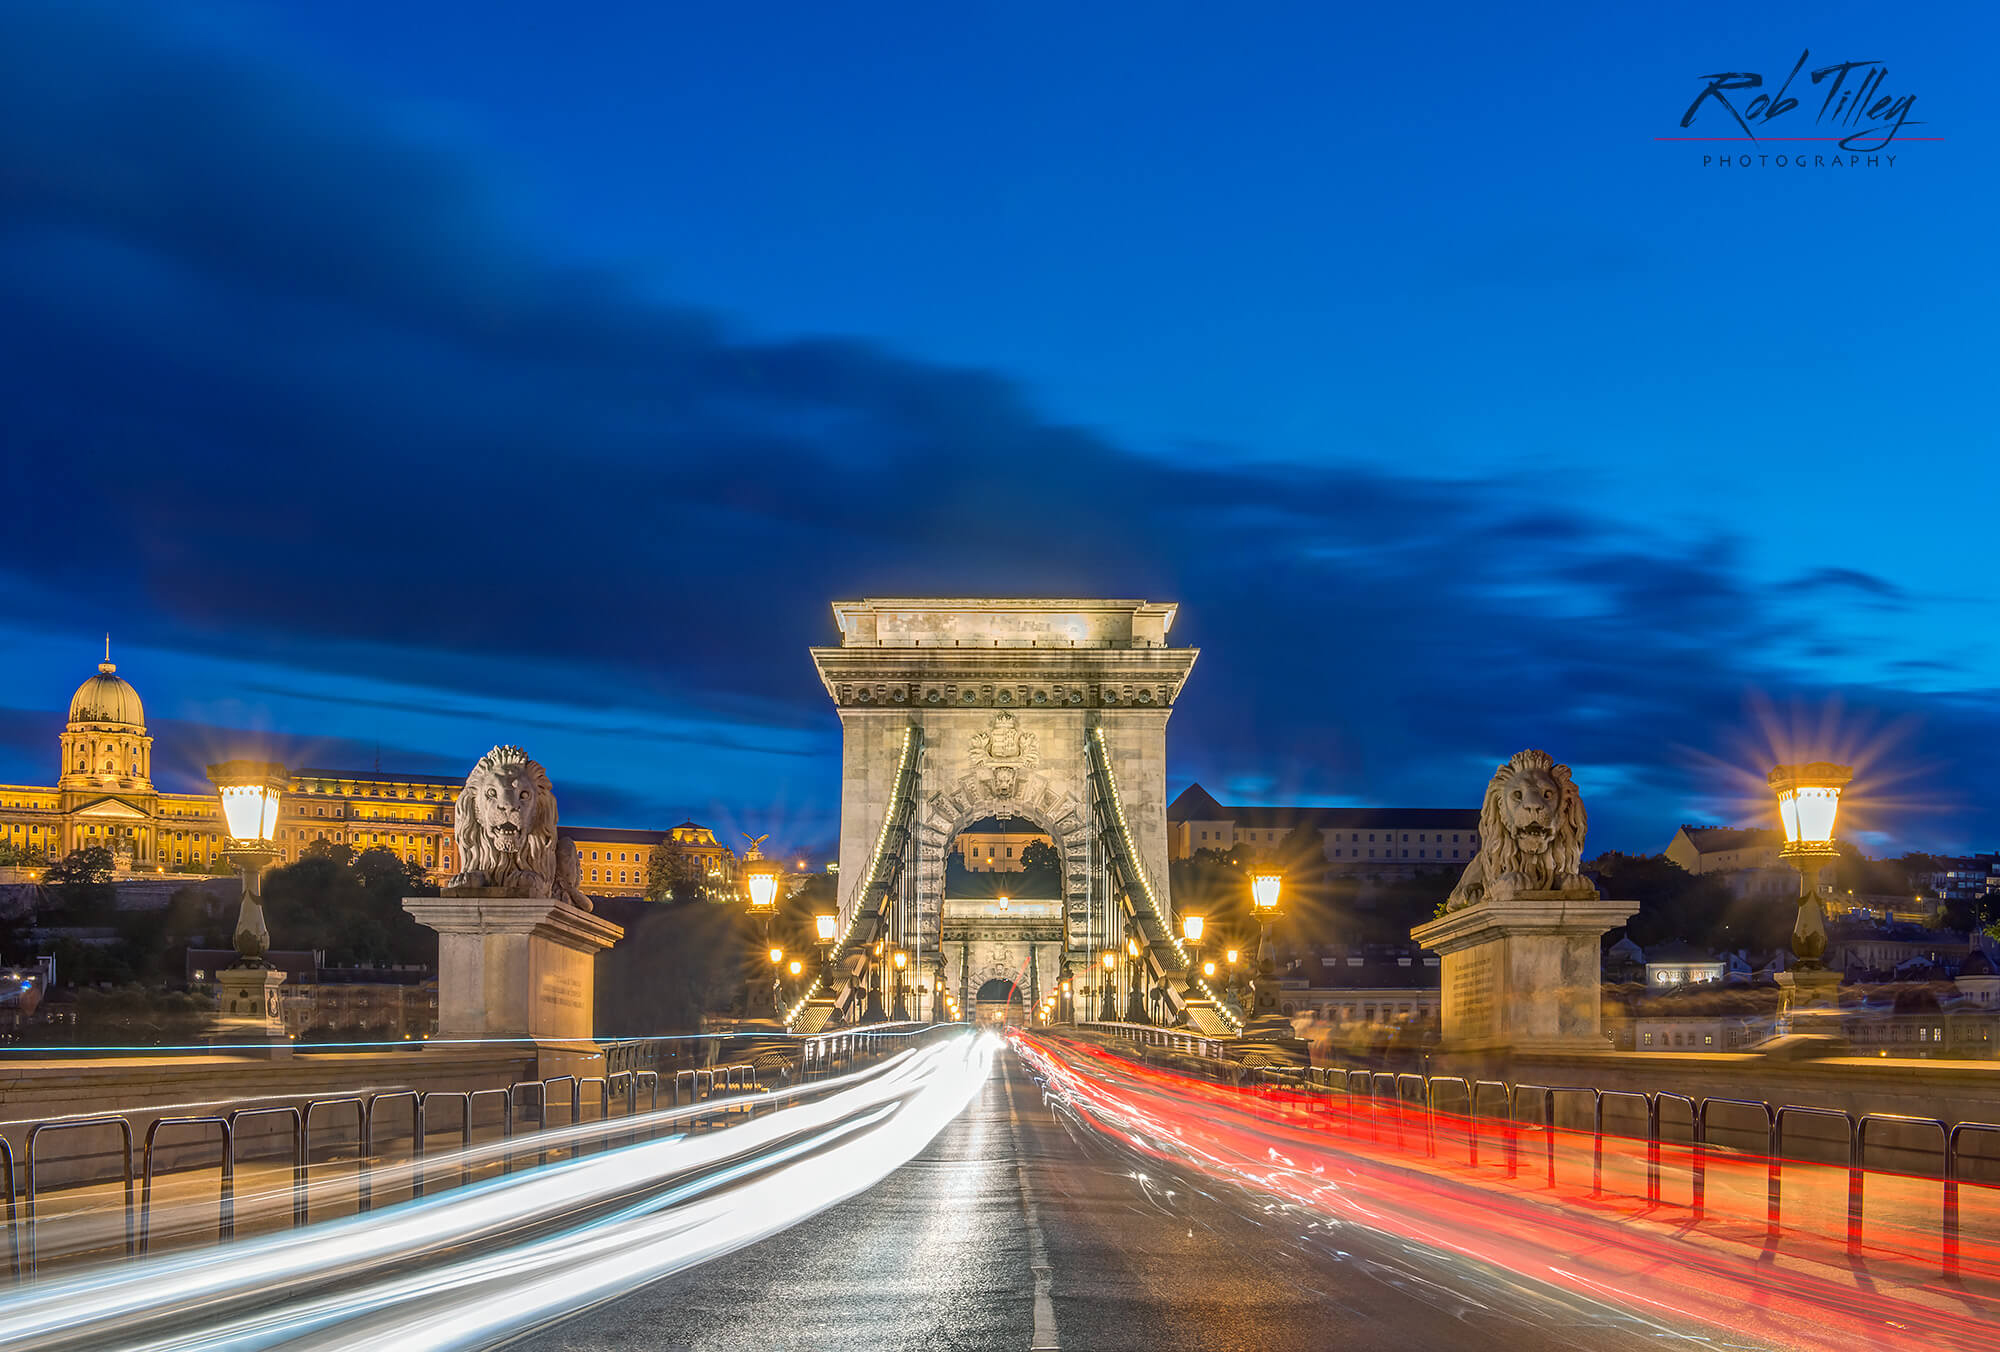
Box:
1015 1033 2000 1351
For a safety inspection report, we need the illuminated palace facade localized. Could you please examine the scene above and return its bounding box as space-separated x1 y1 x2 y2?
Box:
0 651 735 896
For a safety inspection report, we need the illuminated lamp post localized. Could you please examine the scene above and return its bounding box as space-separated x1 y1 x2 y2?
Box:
1769 761 1854 1037
1250 871 1283 1019
209 760 286 962
742 843 782 1021
1124 934 1149 1025
891 947 911 1021
861 938 888 1024
1180 913 1206 1001
206 759 290 1049
1099 949 1118 1022
1224 946 1242 1003
814 912 838 986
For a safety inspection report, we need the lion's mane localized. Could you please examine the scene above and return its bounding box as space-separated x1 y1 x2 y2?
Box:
450 745 559 898
1444 749 1592 910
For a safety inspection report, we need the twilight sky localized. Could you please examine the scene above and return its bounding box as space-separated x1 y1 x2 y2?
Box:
1 2 1993 862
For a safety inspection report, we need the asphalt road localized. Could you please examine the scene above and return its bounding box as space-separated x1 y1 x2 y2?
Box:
517 1047 1702 1352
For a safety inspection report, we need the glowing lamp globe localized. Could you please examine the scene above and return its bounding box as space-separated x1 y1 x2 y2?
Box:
1767 763 1854 851
814 913 838 942
743 857 781 910
893 949 908 970
1101 951 1116 970
1226 947 1240 965
788 959 803 976
768 946 783 965
206 760 287 844
1126 937 1140 960
1251 872 1283 911
997 895 1009 910
1203 961 1216 978
1181 914 1204 944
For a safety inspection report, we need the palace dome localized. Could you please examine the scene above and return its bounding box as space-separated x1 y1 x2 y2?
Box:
70 659 144 728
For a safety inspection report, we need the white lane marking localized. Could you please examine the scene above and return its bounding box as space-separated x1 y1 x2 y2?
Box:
1004 1055 1061 1351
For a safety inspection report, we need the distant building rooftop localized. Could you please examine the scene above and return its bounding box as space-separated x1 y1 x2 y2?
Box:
1168 783 1476 831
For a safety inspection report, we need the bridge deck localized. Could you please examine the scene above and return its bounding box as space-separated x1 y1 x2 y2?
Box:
519 1048 1670 1351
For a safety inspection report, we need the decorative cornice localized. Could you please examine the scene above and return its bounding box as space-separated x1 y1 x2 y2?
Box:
809 645 1196 710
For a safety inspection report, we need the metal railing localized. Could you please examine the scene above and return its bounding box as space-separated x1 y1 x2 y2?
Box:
1 1024 939 1283
1077 1020 1231 1061
1192 1057 2000 1278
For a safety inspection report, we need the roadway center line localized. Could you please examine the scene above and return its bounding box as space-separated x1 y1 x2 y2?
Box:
1004 1052 1061 1352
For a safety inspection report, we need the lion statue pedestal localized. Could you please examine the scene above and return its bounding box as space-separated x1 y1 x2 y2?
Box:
1411 749 1637 1051
404 746 624 1080
1412 890 1636 1051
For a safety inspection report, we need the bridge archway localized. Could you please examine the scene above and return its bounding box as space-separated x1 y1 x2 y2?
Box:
808 598 1204 1027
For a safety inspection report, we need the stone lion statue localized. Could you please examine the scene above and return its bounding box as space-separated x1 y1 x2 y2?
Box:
1444 749 1595 911
448 745 592 910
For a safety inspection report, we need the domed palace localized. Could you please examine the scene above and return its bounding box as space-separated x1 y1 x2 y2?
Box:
0 643 210 873
0 646 733 894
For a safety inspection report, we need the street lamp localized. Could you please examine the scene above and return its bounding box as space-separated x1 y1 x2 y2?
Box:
741 839 782 1021
206 759 290 1049
891 946 911 1021
1099 949 1118 1022
1249 871 1282 1019
207 760 286 963
814 911 837 988
1769 762 1852 965
1181 913 1206 1001
1769 761 1854 1035
1125 934 1149 1024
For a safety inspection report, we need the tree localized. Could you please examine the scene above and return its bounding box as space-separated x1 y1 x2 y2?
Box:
46 846 114 887
42 846 117 926
645 839 707 903
1589 851 1787 951
1018 839 1062 897
0 841 33 868
259 845 437 968
597 900 751 1033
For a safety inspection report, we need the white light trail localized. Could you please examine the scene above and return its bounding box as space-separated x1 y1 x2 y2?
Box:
1 1031 993 1352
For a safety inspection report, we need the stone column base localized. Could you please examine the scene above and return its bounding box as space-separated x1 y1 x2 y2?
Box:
404 893 624 1079
210 966 291 1058
1412 891 1637 1051
1774 967 1846 1041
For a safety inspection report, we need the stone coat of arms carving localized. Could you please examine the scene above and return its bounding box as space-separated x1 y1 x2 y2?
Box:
969 711 1039 798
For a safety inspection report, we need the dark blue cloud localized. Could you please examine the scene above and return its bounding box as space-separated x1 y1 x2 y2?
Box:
0 5 1992 860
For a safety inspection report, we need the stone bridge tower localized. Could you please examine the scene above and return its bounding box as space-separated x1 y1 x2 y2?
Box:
806 598 1228 1032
